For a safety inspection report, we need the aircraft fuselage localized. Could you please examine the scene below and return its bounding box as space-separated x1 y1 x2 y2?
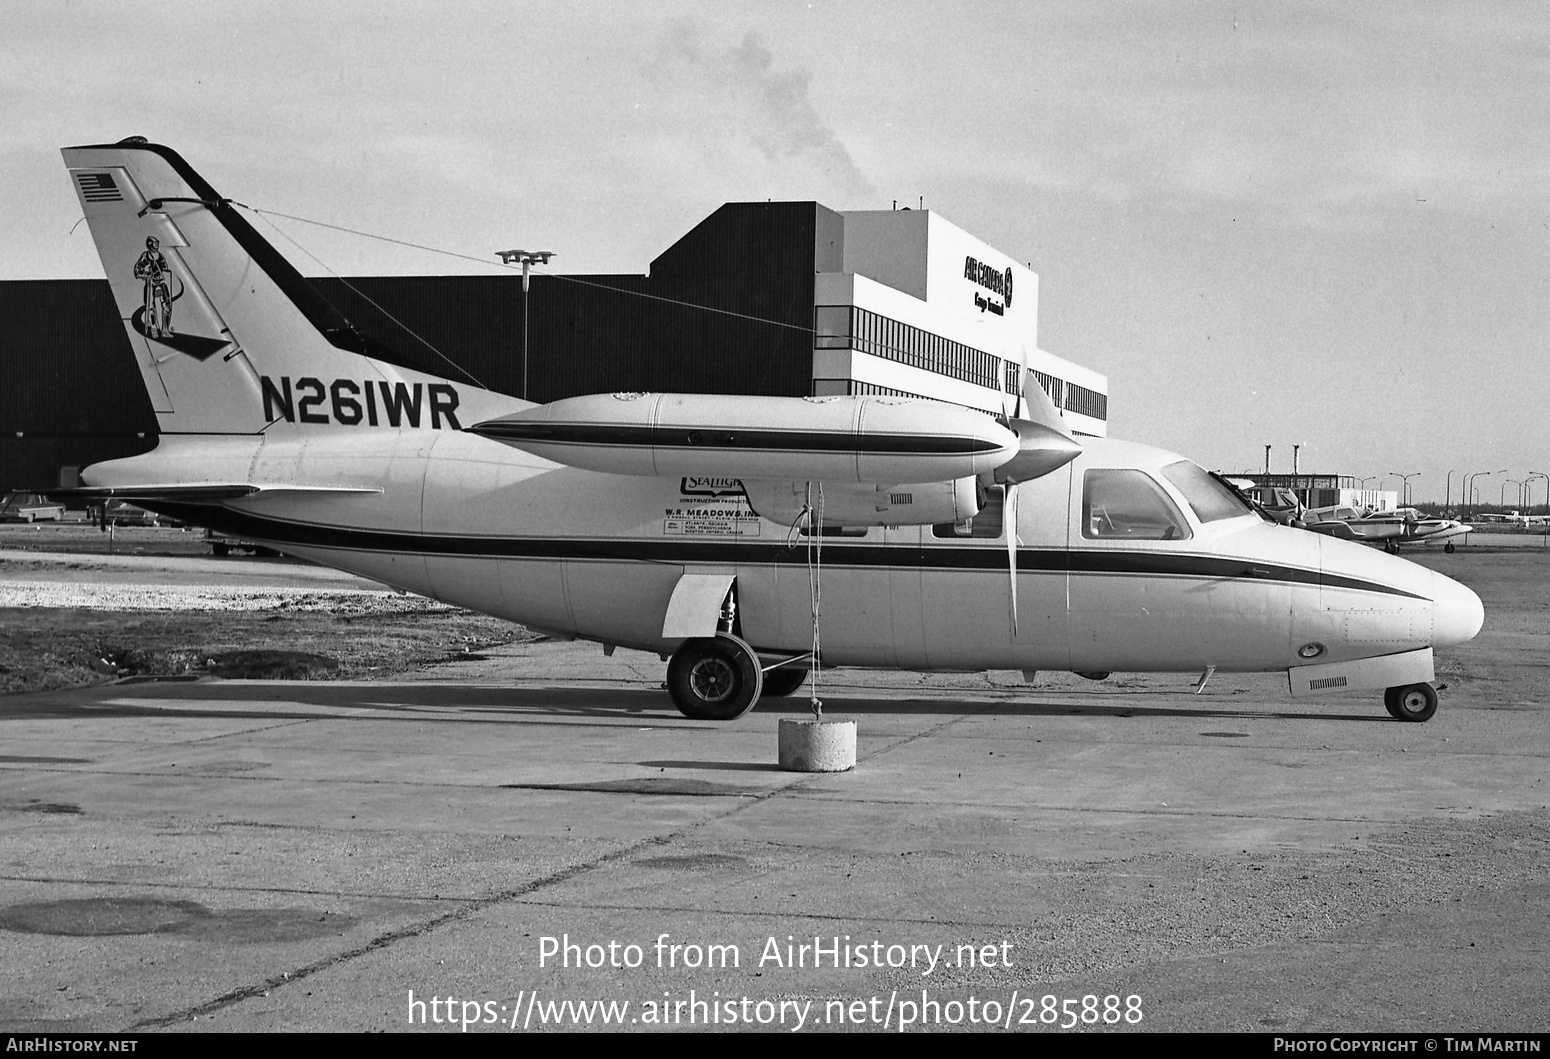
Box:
112 429 1482 681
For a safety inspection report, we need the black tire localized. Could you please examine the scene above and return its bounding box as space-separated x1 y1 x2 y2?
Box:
1444 542 1456 553
211 542 230 557
760 666 810 698
1384 683 1438 722
666 634 763 720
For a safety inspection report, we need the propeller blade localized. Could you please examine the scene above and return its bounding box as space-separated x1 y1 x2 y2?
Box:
1015 344 1030 421
1006 482 1020 636
1017 360 1072 438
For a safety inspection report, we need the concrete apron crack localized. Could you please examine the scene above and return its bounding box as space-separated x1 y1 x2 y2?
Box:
133 703 993 1029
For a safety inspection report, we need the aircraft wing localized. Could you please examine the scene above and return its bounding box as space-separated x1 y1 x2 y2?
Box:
467 392 1029 483
1303 519 1361 541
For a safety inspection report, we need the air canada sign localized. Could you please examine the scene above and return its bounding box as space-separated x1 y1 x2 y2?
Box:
964 256 1013 316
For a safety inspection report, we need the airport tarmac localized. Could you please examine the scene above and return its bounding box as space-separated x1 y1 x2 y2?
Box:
0 547 1546 1034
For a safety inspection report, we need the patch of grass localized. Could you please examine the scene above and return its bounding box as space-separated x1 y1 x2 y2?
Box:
0 605 533 696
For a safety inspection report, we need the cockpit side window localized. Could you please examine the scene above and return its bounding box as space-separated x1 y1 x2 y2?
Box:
1082 469 1191 541
1160 461 1256 523
931 484 1005 539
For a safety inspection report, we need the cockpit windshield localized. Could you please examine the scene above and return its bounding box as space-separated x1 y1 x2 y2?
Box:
1161 461 1257 524
1082 469 1191 540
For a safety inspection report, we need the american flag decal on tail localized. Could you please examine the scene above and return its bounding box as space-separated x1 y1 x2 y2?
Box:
76 172 122 202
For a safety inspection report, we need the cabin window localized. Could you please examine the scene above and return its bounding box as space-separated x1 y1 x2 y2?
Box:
1081 470 1190 541
1160 461 1255 523
932 485 1005 539
797 524 870 538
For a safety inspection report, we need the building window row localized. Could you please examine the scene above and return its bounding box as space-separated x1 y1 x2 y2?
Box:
815 306 999 391
847 381 925 399
1064 382 1108 421
814 305 1106 422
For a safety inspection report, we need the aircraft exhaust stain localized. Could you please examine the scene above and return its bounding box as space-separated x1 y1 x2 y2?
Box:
0 898 356 941
3 800 83 814
0 756 92 765
503 778 756 797
633 854 748 870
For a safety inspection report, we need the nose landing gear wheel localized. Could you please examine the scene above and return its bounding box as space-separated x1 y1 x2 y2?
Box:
666 633 764 720
1384 683 1438 722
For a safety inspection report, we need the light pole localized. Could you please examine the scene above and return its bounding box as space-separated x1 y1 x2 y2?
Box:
496 249 556 400
1465 470 1506 519
1504 479 1523 510
1445 469 1453 512
1529 472 1550 516
1390 471 1419 508
1464 472 1484 518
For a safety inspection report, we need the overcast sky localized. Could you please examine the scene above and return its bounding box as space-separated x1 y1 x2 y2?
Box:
7 1 1547 506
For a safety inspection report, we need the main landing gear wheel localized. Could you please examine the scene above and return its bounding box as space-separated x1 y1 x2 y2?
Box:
1444 542 1457 553
1384 683 1438 722
759 666 810 698
666 633 763 721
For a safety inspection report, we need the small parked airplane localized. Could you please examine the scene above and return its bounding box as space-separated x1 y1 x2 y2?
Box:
1473 511 1544 527
1299 505 1472 554
1225 483 1472 554
1225 481 1305 527
55 138 1483 723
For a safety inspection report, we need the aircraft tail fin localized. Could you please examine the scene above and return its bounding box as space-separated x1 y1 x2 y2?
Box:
62 137 521 435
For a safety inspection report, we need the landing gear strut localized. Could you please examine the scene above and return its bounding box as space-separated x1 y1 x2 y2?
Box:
665 633 764 720
1384 682 1438 722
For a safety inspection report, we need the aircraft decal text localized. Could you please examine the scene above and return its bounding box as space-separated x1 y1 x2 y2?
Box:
667 478 759 535
261 376 462 429
680 477 746 498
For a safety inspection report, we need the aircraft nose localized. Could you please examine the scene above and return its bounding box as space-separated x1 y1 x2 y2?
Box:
1430 570 1484 648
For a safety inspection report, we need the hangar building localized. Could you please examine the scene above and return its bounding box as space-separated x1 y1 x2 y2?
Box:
0 201 1107 490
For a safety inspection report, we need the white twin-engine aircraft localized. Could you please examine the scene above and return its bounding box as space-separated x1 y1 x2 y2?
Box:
60 139 1482 724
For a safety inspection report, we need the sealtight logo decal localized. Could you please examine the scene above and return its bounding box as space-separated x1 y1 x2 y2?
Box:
680 477 746 498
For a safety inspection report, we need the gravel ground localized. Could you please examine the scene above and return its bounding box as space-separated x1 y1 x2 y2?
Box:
0 544 417 612
0 580 427 611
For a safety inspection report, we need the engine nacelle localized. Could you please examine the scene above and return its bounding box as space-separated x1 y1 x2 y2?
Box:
743 477 981 528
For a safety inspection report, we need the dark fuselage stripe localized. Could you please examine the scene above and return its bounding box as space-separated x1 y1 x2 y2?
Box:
150 503 1432 600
